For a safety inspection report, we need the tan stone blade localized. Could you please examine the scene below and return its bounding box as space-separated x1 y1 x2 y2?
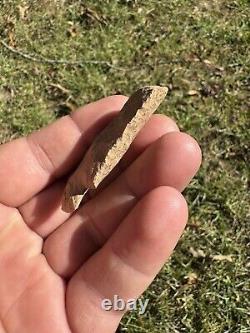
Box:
62 86 168 213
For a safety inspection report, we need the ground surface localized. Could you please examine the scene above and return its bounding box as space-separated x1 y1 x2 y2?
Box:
0 1 249 332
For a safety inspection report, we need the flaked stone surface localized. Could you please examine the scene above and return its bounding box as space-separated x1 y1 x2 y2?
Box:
62 86 168 213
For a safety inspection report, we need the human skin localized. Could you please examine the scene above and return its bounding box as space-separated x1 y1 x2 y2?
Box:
0 95 201 333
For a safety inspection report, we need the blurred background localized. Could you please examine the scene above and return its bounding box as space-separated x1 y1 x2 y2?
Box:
0 1 249 332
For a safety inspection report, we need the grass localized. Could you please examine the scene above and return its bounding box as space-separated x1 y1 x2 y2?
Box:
0 0 249 332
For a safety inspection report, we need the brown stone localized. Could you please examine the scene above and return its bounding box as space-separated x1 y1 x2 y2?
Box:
62 86 168 212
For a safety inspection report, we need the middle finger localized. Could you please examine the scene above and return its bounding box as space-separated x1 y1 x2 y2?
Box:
43 131 201 278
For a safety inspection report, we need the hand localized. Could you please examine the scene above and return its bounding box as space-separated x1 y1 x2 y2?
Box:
0 95 201 333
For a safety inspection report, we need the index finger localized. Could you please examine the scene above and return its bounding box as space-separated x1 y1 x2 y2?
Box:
0 95 128 207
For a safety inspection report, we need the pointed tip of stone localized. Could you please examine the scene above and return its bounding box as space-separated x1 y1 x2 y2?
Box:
142 85 168 100
62 187 89 213
148 85 168 94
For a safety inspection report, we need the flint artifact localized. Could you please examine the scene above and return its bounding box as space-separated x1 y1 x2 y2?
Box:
62 86 168 213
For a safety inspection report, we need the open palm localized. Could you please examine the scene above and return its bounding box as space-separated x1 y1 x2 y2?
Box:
0 95 201 333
